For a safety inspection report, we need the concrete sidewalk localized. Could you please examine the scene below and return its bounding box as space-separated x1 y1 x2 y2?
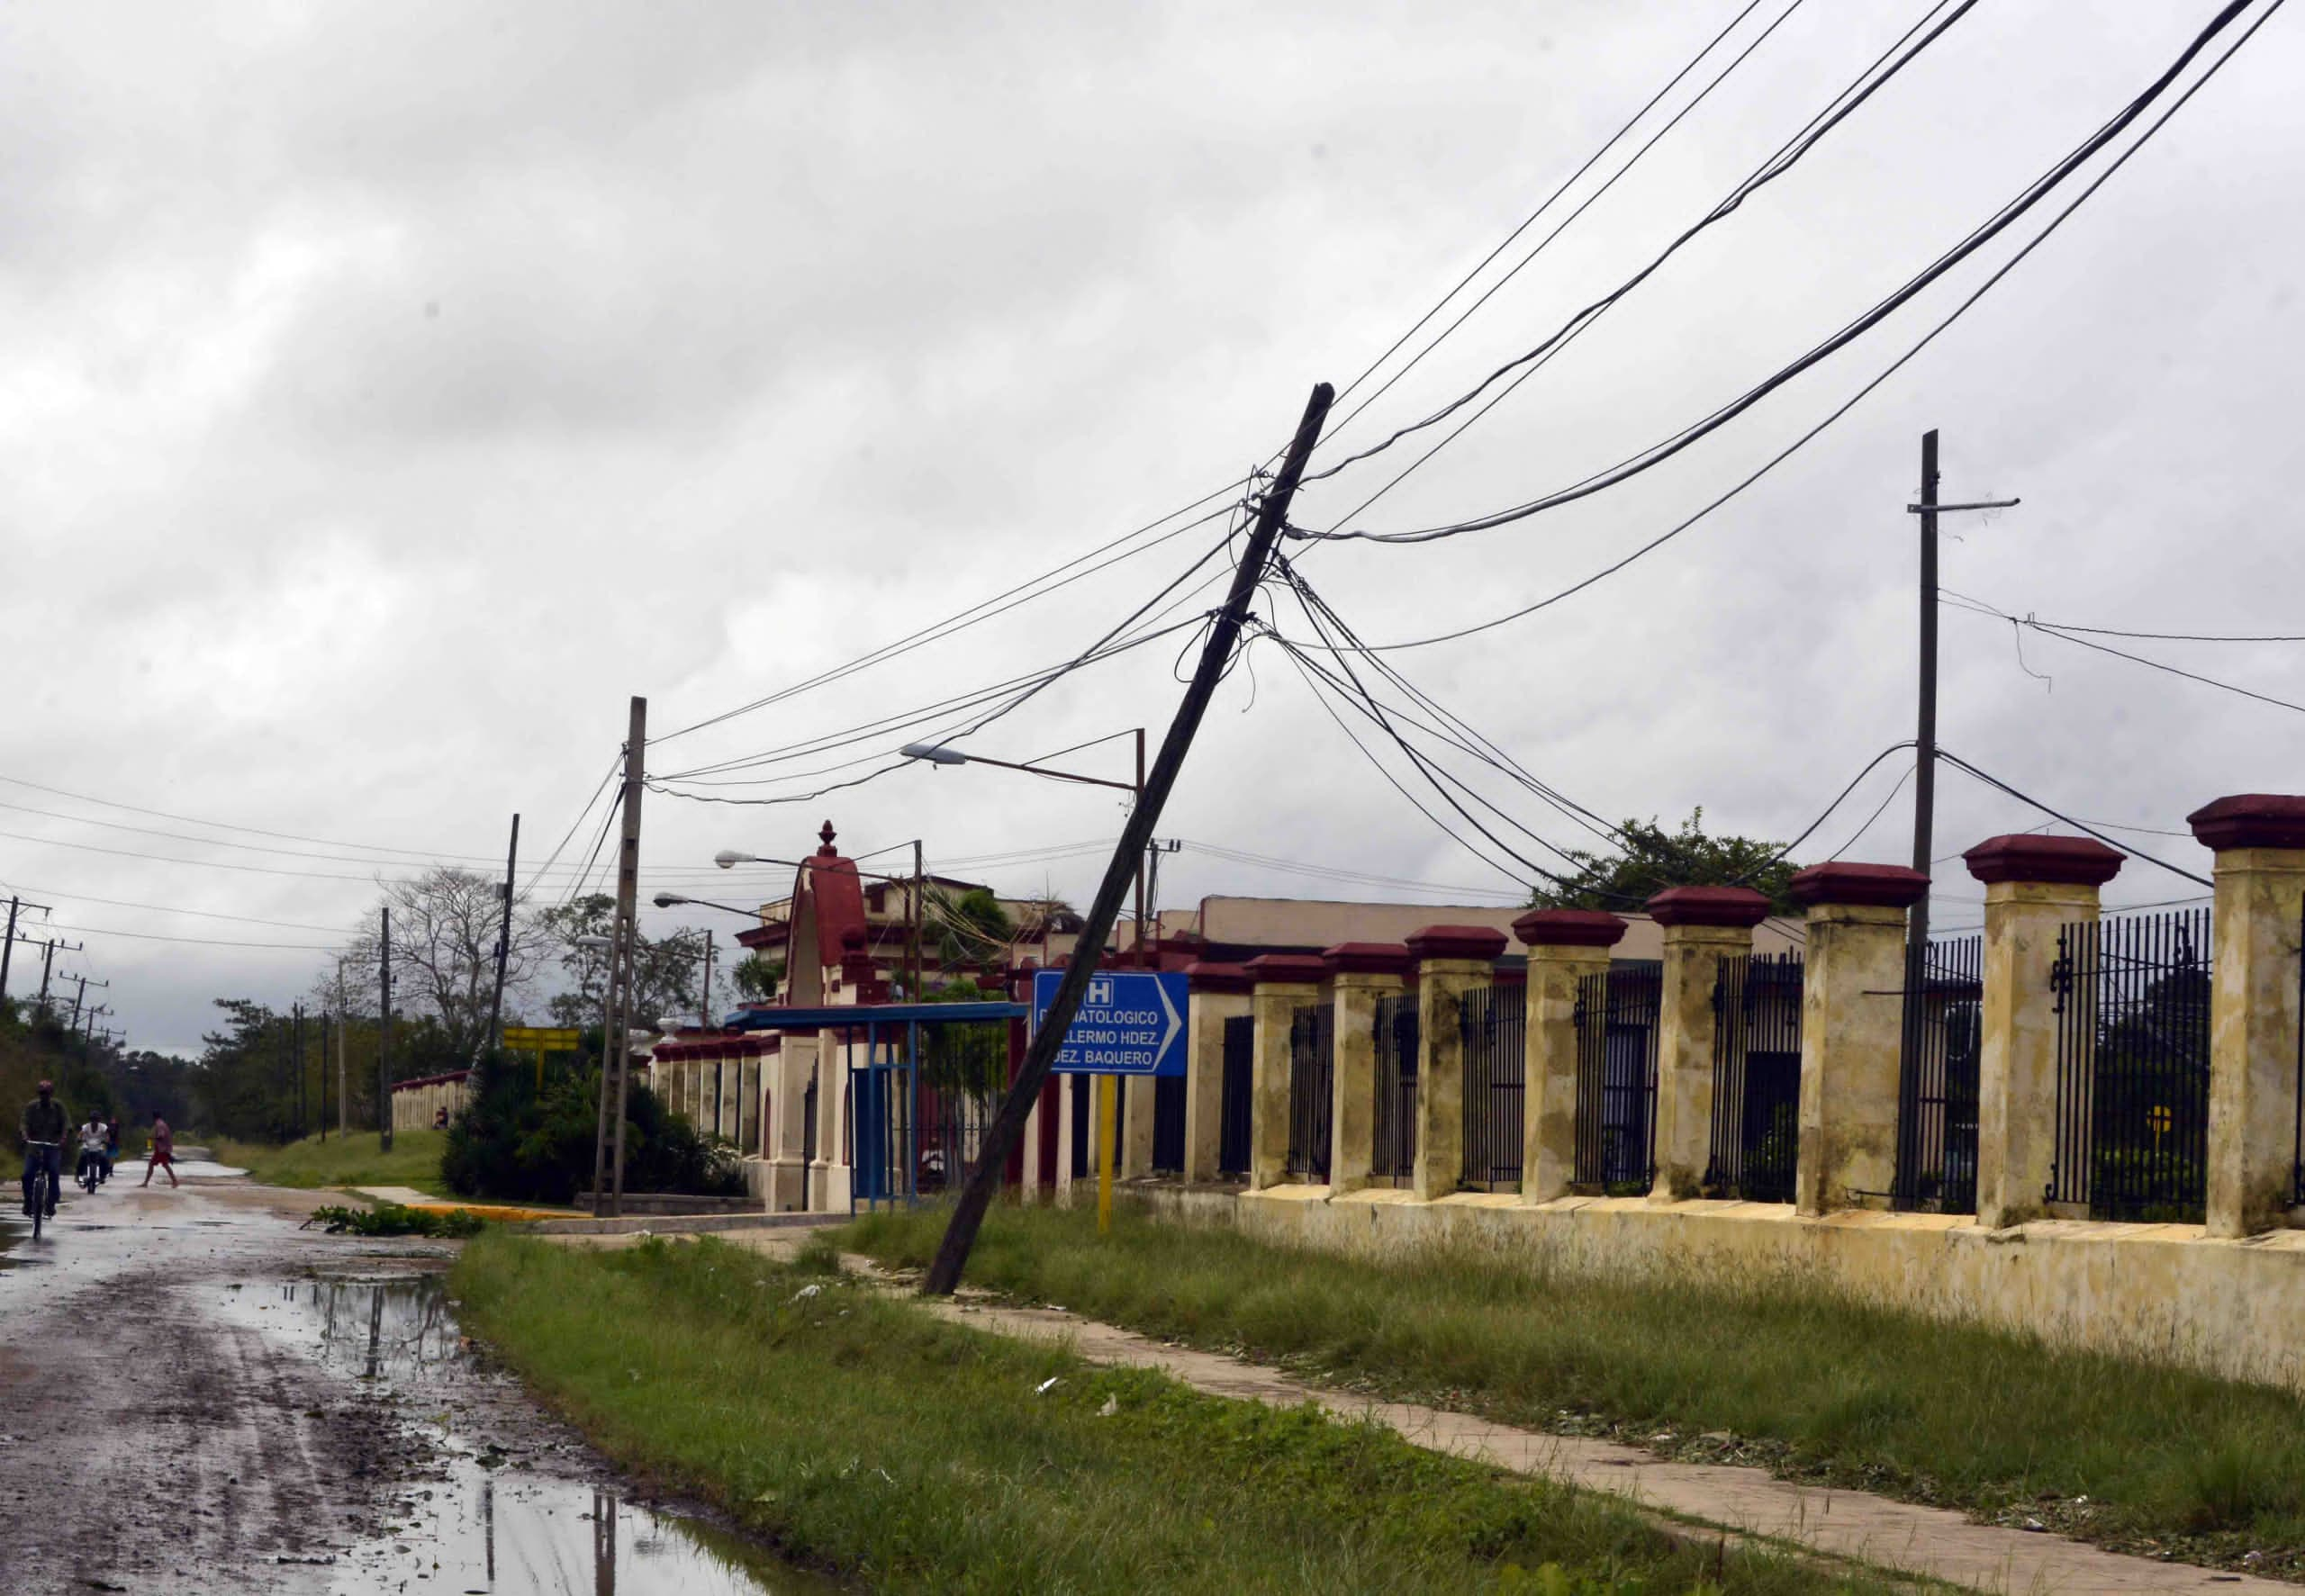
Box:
931 1297 2285 1596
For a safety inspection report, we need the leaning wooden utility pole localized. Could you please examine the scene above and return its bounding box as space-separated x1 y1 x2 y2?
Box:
924 381 1333 1296
592 698 647 1218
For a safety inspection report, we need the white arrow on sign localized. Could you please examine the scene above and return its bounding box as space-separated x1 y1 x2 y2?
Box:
1156 974 1181 1067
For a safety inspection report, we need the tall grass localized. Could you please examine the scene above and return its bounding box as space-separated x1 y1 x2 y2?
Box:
453 1233 1904 1595
845 1204 2305 1569
210 1128 453 1195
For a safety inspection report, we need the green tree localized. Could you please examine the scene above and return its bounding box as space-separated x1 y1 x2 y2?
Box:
538 895 711 1031
1529 808 1798 916
730 953 783 1005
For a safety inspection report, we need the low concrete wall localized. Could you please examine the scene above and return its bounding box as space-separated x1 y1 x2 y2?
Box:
575 1192 764 1217
1126 1183 2305 1393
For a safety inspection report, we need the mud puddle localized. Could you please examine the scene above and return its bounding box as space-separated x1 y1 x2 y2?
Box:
232 1273 827 1592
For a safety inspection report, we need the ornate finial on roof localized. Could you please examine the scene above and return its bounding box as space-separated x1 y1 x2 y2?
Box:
818 819 838 856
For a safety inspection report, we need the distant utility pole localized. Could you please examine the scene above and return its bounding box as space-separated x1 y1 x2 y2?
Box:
592 697 646 1218
698 927 714 1030
35 939 79 1020
319 1011 330 1142
293 1002 305 1139
484 812 520 1061
336 961 350 1138
65 972 109 1031
379 906 394 1152
0 896 52 1005
925 381 1334 1296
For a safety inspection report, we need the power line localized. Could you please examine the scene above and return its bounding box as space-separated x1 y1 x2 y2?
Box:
1938 750 2211 888
0 771 520 864
0 883 357 933
1306 0 1794 461
1297 0 1975 517
1946 595 2305 716
1302 0 2262 548
1356 0 2282 650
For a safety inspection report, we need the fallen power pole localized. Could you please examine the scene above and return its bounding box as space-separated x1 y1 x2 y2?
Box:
924 380 1333 1296
0 896 52 1005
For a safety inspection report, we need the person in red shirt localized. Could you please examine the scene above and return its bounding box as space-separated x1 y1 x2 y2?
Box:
140 1115 179 1189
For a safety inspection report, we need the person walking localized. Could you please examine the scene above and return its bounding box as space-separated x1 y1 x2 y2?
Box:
140 1114 179 1189
20 1080 68 1219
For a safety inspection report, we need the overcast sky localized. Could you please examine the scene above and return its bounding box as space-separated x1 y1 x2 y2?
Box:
3 1 2299 1054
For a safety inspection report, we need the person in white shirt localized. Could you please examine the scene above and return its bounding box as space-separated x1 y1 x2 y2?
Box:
77 1115 111 1189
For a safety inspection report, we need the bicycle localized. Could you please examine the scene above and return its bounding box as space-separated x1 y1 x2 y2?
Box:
23 1139 59 1241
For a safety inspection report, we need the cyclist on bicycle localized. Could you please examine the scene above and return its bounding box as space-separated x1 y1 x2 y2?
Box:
20 1079 67 1220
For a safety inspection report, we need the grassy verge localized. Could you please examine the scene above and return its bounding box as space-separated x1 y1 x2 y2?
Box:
843 1204 2305 1579
451 1231 1907 1594
211 1128 452 1196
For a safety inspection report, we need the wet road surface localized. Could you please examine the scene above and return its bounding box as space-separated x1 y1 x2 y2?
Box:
0 1171 820 1593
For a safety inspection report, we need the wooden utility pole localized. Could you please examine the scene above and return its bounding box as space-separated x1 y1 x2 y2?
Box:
925 381 1333 1295
484 812 520 1061
336 963 350 1138
0 897 51 1006
293 1002 305 1139
379 906 394 1152
319 1012 330 1141
698 928 715 1028
593 698 646 1217
1909 428 1940 968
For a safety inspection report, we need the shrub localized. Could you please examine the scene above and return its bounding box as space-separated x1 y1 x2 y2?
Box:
441 1048 745 1204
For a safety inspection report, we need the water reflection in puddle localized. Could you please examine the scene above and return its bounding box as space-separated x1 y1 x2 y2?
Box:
245 1276 818 1593
330 1463 812 1594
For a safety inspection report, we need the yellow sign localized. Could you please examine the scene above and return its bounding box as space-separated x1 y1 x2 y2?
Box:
503 1026 582 1050
2147 1105 2174 1136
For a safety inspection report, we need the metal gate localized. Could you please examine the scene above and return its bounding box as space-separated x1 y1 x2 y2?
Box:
1284 1002 1333 1181
1371 991 1418 1184
1705 951 1803 1202
1572 962 1661 1192
1892 933 1984 1212
1218 1014 1252 1177
1460 984 1525 1189
1152 1075 1186 1174
2049 906 2211 1221
800 1069 819 1167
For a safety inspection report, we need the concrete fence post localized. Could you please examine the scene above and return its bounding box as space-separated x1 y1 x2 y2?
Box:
1244 953 1326 1190
1181 961 1254 1184
1787 862 1930 1216
1406 925 1508 1202
1120 1069 1156 1180
1965 834 2123 1230
1645 887 1771 1202
1323 942 1411 1196
1513 909 1628 1202
2190 795 2305 1238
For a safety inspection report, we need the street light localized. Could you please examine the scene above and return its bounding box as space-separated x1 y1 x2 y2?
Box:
652 892 759 919
899 731 1150 965
903 728 1149 1240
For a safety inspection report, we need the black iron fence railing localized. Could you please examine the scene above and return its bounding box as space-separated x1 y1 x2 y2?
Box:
1704 951 1803 1202
2048 906 2211 1222
1372 991 1419 1184
917 1086 999 1195
1070 1072 1091 1180
1284 1002 1334 1181
1573 961 1661 1192
1219 1014 1253 1178
1152 1075 1186 1175
1891 933 1984 1213
800 1069 819 1167
2296 897 2304 1209
1460 984 1526 1190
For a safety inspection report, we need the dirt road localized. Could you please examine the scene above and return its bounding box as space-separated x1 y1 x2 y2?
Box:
0 1168 804 1594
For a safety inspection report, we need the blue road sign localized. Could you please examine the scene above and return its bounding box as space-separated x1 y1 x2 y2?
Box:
1033 969 1188 1077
